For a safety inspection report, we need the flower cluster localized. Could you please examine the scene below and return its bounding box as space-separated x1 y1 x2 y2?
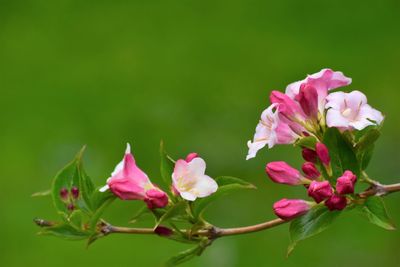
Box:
247 68 384 221
59 186 80 211
99 143 218 208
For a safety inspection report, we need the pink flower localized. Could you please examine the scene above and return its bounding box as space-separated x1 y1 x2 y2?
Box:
307 181 333 203
270 91 306 121
325 194 347 211
100 144 169 209
316 142 331 166
296 84 319 118
247 104 298 160
286 68 352 113
172 156 218 201
265 161 306 185
302 148 317 163
185 153 198 163
302 162 320 180
325 90 384 130
273 199 312 221
336 170 357 195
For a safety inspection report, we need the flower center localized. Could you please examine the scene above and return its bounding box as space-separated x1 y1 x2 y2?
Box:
341 108 352 117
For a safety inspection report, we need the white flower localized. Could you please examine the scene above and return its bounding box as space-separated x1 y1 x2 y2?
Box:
172 157 218 201
325 90 384 130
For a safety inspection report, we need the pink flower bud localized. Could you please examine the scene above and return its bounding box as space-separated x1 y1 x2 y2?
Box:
296 84 319 118
325 194 347 211
265 161 302 185
307 181 333 203
185 153 199 163
144 189 169 209
59 188 68 200
273 198 311 221
316 142 331 166
302 162 320 180
302 148 317 163
154 226 173 236
71 186 79 199
336 170 357 195
270 91 305 120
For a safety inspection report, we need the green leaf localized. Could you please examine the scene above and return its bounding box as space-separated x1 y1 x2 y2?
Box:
354 128 380 170
192 176 256 219
295 136 317 150
360 196 395 230
288 205 340 255
129 205 152 224
38 223 90 240
155 201 188 228
165 245 204 267
51 146 95 216
88 188 116 230
323 128 360 178
160 141 175 187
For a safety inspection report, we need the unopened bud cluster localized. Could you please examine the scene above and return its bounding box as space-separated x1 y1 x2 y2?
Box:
59 186 80 212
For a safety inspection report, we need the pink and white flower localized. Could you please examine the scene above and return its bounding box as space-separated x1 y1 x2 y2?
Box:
172 155 218 201
246 104 298 160
286 68 352 113
100 144 169 209
325 90 384 130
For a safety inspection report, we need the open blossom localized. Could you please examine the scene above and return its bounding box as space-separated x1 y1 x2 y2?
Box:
325 90 384 130
285 68 352 113
273 199 312 220
172 155 218 201
100 144 168 209
247 104 298 160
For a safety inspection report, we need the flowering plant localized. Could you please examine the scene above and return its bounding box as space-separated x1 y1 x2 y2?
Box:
34 69 399 266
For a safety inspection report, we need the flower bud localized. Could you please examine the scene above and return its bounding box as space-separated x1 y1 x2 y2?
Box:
144 189 169 209
325 194 347 211
297 84 318 118
265 161 303 185
336 170 357 195
270 91 305 120
302 162 320 180
307 181 333 203
185 153 199 163
67 203 75 211
59 187 68 200
273 199 311 221
71 186 79 199
302 148 317 163
316 142 331 166
154 226 173 237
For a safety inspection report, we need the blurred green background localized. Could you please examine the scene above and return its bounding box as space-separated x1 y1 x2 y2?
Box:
1 0 400 266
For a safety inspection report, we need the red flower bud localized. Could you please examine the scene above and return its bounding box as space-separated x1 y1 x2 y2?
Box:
71 186 79 199
302 148 317 163
316 142 331 166
307 181 333 203
336 170 357 195
154 226 173 237
67 203 75 211
302 162 320 180
325 194 347 211
273 198 311 221
185 153 199 163
59 188 68 200
266 161 302 185
144 189 169 209
297 84 319 118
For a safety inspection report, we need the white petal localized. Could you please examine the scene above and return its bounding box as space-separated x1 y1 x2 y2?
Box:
285 80 303 98
187 157 206 177
180 191 197 201
359 104 384 124
246 139 267 160
346 90 367 110
99 184 109 192
192 175 218 198
125 143 131 154
326 109 350 128
326 92 346 110
111 159 124 177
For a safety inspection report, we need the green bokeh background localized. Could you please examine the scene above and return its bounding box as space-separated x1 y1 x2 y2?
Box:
1 0 400 266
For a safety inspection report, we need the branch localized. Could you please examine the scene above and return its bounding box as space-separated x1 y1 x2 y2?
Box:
99 181 400 239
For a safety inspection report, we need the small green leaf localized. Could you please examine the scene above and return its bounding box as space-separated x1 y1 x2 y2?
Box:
155 201 187 228
165 245 204 267
360 196 395 230
160 141 176 187
323 128 360 177
288 205 340 255
88 188 116 230
38 223 90 240
354 128 380 170
129 205 152 224
295 136 317 150
192 176 256 219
